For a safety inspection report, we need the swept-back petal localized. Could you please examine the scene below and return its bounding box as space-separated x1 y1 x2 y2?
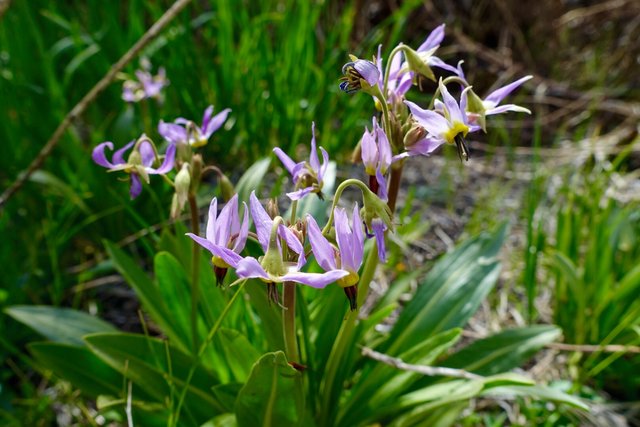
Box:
405 101 449 136
202 108 231 139
486 104 531 116
283 270 349 289
352 204 364 268
150 144 176 174
306 215 337 271
439 80 464 124
372 219 387 262
484 75 532 105
353 60 380 87
417 24 445 52
92 142 116 168
215 194 237 246
335 208 356 271
113 140 135 164
129 174 143 199
185 233 243 267
273 148 298 177
249 191 271 251
309 122 320 173
287 187 314 201
158 121 187 145
232 202 250 253
236 257 269 280
205 198 219 242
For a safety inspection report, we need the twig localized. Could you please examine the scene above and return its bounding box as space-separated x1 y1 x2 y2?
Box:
361 346 483 380
0 0 193 209
461 330 640 354
547 342 640 354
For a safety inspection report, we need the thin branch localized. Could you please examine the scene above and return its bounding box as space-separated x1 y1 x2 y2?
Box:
361 346 483 380
0 0 193 209
547 342 640 354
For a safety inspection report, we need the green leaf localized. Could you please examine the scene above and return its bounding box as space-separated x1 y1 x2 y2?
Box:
340 329 461 426
482 384 589 411
235 157 271 203
384 224 506 355
104 241 187 351
28 342 123 398
154 251 193 348
217 328 261 382
85 332 224 424
5 305 116 346
235 351 303 427
442 325 562 375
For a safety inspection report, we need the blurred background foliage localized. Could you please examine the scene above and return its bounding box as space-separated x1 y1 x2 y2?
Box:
1 0 639 424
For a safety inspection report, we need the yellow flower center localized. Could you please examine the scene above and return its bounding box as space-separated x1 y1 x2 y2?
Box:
443 121 469 145
337 271 359 288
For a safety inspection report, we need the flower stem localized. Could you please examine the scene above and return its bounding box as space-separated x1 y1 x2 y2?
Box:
322 178 369 235
282 281 299 363
290 200 298 224
382 44 405 95
188 193 201 354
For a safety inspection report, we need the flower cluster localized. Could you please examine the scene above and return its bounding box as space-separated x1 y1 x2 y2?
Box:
122 59 169 104
186 191 386 309
340 24 532 163
92 103 230 205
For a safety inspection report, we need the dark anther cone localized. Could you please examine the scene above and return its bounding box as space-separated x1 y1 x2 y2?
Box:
214 266 228 287
343 285 358 311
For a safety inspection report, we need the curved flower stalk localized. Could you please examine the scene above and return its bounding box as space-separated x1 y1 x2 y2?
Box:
185 194 249 284
235 192 348 302
122 61 169 103
159 105 231 148
361 117 392 201
405 79 476 161
92 136 176 199
273 122 329 200
376 45 412 104
307 204 365 310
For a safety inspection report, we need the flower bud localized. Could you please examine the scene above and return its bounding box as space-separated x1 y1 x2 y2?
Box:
403 124 427 148
218 173 235 201
266 198 279 219
361 185 394 232
172 163 191 219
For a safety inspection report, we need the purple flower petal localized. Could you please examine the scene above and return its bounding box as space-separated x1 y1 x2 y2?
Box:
417 24 445 52
318 147 329 182
439 81 464 124
185 233 243 267
286 187 314 201
129 174 143 199
158 121 187 145
352 204 364 268
236 257 269 280
278 225 306 268
484 75 532 105
405 101 449 136
282 270 349 289
309 122 320 173
233 202 250 253
335 207 356 271
372 219 387 262
428 56 460 76
353 59 380 87
205 198 219 243
92 142 116 168
138 140 156 167
486 104 531 116
273 148 298 177
202 108 231 139
113 140 135 164
306 214 337 271
215 195 237 246
250 191 271 251
375 169 389 202
150 143 176 174
361 127 378 174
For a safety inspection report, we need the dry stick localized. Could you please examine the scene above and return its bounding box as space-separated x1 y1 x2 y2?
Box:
361 347 483 381
0 0 193 209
